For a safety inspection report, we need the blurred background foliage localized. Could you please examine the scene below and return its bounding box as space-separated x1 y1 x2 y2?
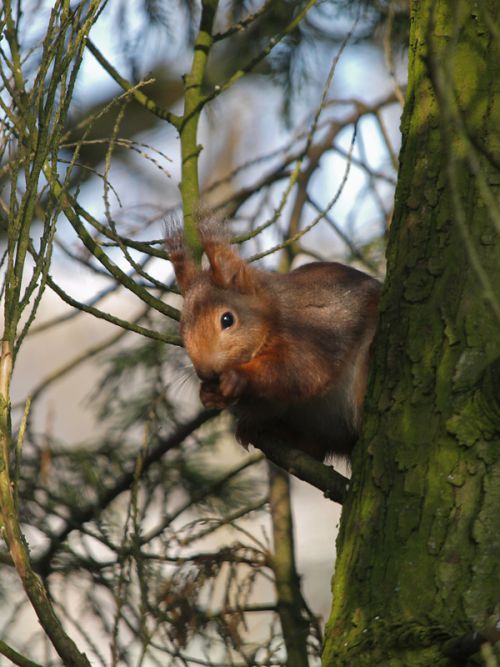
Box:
0 0 407 664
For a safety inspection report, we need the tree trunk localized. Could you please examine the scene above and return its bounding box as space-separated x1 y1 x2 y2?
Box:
323 1 500 665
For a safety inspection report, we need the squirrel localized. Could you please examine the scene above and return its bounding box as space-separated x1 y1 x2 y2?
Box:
166 223 380 461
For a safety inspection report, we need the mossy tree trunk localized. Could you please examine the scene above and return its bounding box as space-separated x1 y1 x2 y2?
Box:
323 2 500 665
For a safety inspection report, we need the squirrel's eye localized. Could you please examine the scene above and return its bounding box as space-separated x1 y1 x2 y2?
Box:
220 312 234 329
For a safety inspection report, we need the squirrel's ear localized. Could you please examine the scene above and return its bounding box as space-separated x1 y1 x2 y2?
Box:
165 230 198 295
201 232 256 294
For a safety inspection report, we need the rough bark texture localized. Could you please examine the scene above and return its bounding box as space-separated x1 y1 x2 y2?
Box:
323 2 500 666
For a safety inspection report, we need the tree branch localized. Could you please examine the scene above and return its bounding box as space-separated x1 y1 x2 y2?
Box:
35 409 218 578
206 0 318 105
85 39 181 128
0 640 44 667
179 0 220 253
44 271 180 344
269 465 311 667
255 437 348 504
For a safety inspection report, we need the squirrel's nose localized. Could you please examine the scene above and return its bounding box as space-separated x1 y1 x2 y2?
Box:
196 368 219 383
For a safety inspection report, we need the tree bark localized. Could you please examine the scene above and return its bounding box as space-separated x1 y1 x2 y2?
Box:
323 1 500 665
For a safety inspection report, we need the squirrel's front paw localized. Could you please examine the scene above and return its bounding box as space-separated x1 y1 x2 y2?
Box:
219 370 247 402
200 381 229 409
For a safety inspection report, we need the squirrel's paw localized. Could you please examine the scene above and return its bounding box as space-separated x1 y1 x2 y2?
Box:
219 369 247 402
200 381 229 409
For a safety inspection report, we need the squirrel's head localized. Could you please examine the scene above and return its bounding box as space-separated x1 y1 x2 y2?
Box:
166 225 274 381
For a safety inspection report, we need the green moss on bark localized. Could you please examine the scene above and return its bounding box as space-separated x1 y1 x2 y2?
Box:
323 1 500 665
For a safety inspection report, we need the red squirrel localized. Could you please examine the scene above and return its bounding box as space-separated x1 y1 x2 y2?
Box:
166 224 380 461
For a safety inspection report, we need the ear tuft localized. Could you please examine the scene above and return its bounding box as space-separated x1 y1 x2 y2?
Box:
197 215 230 246
199 220 256 294
165 218 198 295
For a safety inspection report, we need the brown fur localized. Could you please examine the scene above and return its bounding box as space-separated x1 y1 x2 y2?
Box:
167 225 380 461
